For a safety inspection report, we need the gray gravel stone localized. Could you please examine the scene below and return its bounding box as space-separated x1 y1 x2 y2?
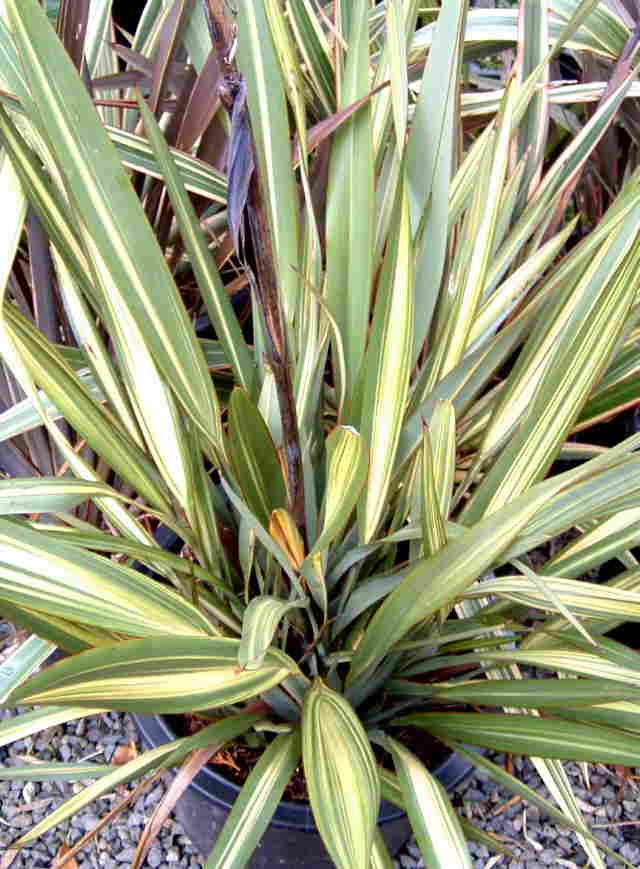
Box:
148 845 164 867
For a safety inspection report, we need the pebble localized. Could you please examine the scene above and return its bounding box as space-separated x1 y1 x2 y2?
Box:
148 845 164 868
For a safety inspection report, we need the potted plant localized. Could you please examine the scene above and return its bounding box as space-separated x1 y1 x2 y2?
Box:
3 0 640 867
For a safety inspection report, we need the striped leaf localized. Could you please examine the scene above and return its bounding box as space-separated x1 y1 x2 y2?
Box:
0 633 55 702
238 595 309 671
302 680 380 869
324 0 373 405
349 478 561 684
0 516 212 638
311 426 368 554
359 179 413 543
389 737 472 869
205 730 301 868
7 0 221 449
227 388 288 529
7 637 297 713
397 711 640 767
236 0 300 327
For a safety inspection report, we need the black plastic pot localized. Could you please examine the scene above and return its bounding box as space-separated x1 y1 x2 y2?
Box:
134 713 474 867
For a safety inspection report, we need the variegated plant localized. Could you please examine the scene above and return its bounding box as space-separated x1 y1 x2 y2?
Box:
1 1 640 867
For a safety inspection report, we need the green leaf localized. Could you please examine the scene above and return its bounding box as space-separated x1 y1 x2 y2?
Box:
3 305 171 512
425 677 640 708
324 0 373 405
302 679 380 869
227 388 288 529
0 516 212 638
205 730 301 868
420 426 447 557
388 737 472 869
359 178 413 542
428 400 457 519
0 633 55 702
0 762 113 781
514 0 549 215
349 479 561 684
7 637 297 713
0 706 97 748
430 85 514 387
466 184 640 519
397 711 640 767
239 595 309 670
108 125 227 202
468 571 640 622
407 0 466 359
0 477 120 516
135 94 254 395
285 0 333 115
236 0 300 327
311 425 368 554
7 0 221 447
386 0 409 154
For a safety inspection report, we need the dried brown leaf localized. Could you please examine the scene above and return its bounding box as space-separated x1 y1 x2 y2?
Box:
132 747 219 869
55 843 78 869
111 740 138 766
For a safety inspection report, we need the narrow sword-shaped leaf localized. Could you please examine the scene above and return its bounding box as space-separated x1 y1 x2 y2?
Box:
423 677 640 708
396 712 640 767
0 762 112 781
0 477 123 516
0 516 213 638
7 637 297 713
226 388 288 529
0 633 55 702
467 214 640 520
302 680 380 869
389 737 472 869
236 0 300 327
311 426 368 554
238 595 309 670
136 94 254 395
0 707 100 748
407 0 466 360
349 478 562 684
359 179 413 543
324 0 373 405
7 0 221 446
205 730 301 869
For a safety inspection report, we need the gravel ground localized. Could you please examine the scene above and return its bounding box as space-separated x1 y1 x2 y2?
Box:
2 704 640 869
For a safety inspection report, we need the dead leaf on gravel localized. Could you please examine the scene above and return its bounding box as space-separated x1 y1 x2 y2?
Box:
112 740 138 765
0 849 18 869
55 843 78 869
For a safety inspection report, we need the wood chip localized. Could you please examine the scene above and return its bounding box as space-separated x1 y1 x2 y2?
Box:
491 794 521 816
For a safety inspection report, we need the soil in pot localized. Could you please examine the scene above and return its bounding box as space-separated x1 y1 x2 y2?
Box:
175 713 451 803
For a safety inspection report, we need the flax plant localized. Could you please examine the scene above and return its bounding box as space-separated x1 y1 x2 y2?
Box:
1 1 640 867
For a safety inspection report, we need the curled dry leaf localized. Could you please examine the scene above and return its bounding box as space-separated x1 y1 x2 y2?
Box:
111 739 138 766
55 843 78 869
